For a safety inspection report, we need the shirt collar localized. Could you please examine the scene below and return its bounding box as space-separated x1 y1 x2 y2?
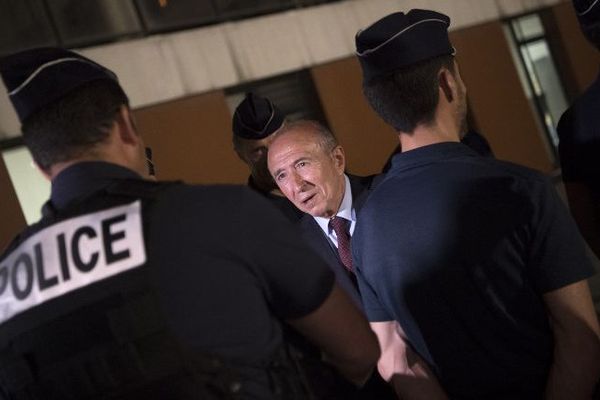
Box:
313 174 355 233
48 161 142 211
389 141 478 175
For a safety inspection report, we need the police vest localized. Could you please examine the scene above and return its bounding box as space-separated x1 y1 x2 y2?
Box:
0 179 318 400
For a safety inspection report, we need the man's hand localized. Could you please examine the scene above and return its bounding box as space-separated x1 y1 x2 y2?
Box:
544 280 600 399
371 321 448 400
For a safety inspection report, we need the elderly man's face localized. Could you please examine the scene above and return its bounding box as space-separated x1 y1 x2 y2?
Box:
268 129 345 218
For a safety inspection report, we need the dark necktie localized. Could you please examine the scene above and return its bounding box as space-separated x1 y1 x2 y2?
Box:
329 216 353 272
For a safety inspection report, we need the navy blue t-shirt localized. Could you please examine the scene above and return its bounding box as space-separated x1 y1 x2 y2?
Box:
353 142 595 399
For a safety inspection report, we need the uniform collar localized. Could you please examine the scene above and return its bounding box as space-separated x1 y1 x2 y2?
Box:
389 141 478 174
47 161 142 212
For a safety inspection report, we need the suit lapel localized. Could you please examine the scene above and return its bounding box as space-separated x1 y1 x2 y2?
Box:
299 215 339 264
294 174 382 310
348 174 378 214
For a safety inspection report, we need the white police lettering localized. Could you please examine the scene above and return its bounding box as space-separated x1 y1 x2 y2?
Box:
0 201 146 325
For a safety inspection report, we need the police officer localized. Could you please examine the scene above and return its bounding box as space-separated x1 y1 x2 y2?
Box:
353 9 600 399
557 0 600 259
0 47 379 399
232 93 301 221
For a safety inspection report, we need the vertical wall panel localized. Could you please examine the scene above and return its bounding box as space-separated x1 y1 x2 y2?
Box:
551 1 600 93
311 57 399 176
0 155 26 252
451 21 555 173
133 90 248 185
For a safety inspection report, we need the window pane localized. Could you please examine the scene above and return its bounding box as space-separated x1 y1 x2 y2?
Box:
48 0 142 47
2 146 50 225
226 69 327 127
0 0 57 57
135 0 217 33
521 40 568 146
512 14 544 41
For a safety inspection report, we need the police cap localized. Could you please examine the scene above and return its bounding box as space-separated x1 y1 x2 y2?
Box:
0 47 119 122
573 0 600 35
232 93 285 140
355 9 454 83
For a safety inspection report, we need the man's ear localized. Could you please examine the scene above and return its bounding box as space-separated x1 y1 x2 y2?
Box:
115 105 140 146
439 68 456 103
332 145 346 173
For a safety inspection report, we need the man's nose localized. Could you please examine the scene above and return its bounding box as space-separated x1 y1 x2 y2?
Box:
291 171 306 191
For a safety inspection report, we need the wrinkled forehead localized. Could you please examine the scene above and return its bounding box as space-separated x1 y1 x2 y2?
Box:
270 131 332 170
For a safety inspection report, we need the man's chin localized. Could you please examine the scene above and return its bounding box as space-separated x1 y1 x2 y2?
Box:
302 205 327 218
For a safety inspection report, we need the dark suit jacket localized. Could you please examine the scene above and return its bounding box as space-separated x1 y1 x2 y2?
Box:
298 174 380 308
298 173 395 399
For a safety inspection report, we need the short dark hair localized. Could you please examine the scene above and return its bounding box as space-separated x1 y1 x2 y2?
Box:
278 120 338 152
21 79 129 170
362 54 455 133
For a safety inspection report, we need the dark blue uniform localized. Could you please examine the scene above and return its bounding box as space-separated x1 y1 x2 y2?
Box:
558 70 600 192
0 161 335 399
353 142 595 399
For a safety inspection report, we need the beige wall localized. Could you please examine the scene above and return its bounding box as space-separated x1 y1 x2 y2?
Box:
134 90 248 185
311 58 399 176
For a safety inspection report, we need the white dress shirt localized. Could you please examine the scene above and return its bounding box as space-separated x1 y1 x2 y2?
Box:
313 174 355 248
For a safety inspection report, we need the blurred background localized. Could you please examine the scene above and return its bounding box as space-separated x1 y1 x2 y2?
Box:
1 0 598 291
